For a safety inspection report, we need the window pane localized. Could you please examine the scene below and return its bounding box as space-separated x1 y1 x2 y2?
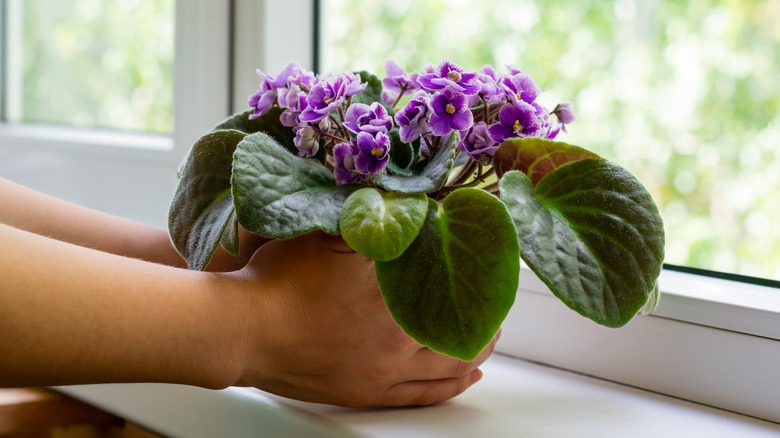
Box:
8 0 174 133
321 0 780 282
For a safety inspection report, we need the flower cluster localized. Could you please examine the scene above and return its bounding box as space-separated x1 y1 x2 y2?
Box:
248 60 575 185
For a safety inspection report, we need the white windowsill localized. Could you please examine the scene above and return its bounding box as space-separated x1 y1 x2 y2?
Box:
57 354 780 437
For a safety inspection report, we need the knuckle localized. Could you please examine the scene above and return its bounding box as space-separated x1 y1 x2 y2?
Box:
415 384 442 406
449 360 474 377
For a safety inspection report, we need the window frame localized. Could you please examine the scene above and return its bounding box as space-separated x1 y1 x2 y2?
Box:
0 0 232 167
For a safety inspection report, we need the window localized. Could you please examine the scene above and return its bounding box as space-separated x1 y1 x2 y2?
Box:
320 0 780 284
5 0 174 134
0 1 231 227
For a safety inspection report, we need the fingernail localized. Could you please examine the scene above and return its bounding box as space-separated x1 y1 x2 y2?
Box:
470 369 484 384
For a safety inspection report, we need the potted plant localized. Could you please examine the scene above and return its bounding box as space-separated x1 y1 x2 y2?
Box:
168 60 665 361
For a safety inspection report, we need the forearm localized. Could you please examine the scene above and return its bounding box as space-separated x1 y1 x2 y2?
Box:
0 223 249 389
0 178 186 267
0 178 253 271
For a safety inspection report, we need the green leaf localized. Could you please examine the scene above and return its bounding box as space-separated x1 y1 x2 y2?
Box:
168 130 246 270
493 138 601 185
220 210 239 256
375 189 520 360
351 71 392 114
370 132 459 194
340 188 428 261
499 161 665 328
213 107 296 155
386 129 415 175
232 132 360 238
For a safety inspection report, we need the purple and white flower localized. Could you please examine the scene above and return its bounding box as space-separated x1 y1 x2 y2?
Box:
487 101 542 143
429 87 474 136
382 60 420 105
293 125 319 157
418 60 480 96
248 62 302 119
333 142 359 185
344 102 393 134
395 91 432 143
459 121 498 159
300 73 367 123
354 131 391 175
477 65 506 103
501 72 541 106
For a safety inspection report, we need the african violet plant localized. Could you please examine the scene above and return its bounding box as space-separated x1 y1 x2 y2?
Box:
168 60 665 361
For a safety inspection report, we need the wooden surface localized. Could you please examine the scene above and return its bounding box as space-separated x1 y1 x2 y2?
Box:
0 388 160 437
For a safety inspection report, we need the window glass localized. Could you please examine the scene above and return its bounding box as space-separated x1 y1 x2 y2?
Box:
322 0 780 281
7 0 174 133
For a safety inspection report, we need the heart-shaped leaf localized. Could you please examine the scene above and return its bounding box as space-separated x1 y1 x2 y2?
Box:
499 161 665 327
212 107 296 153
493 137 601 184
232 132 360 238
370 132 459 194
340 188 428 261
375 189 520 360
168 129 247 270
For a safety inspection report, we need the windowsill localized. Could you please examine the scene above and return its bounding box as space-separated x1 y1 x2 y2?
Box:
56 354 780 437
0 123 178 165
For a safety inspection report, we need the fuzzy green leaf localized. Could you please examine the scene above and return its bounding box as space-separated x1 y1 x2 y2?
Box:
340 188 428 261
493 137 601 185
370 132 459 194
375 189 520 360
213 107 297 155
499 161 665 327
386 129 415 175
232 132 359 238
168 129 246 270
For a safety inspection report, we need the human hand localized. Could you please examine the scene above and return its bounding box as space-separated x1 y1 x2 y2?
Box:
229 232 498 407
205 225 271 272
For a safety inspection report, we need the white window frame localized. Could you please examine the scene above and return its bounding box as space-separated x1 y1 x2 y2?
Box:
0 0 232 167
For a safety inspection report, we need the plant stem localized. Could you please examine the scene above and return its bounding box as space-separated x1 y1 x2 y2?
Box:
390 85 408 110
452 159 478 186
321 131 348 144
334 108 351 140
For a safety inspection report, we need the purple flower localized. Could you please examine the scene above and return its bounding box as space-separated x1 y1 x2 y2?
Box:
552 101 576 125
333 142 358 185
344 102 393 134
395 91 432 143
341 72 368 97
477 65 506 103
248 63 304 119
294 125 319 157
459 121 498 159
501 72 541 105
299 73 366 123
418 60 480 95
382 60 420 105
429 88 474 136
487 101 542 143
279 91 308 127
354 131 390 175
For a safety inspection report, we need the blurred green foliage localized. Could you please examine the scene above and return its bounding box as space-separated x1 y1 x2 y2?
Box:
324 0 780 281
16 0 173 133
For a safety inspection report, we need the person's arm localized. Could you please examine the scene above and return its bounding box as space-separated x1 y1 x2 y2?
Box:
0 178 263 271
0 225 495 407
